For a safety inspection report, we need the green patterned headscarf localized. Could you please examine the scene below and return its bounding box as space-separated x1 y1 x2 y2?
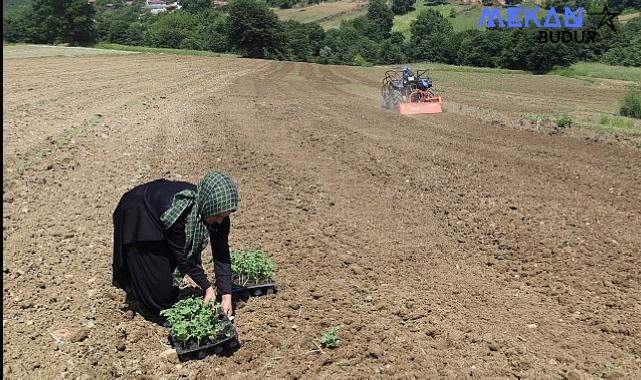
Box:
160 171 238 286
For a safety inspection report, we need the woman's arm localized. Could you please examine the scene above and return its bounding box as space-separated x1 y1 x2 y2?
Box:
210 217 233 295
165 210 212 290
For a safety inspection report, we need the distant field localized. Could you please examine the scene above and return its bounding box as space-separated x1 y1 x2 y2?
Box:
3 44 136 59
320 5 368 29
551 62 641 83
619 12 640 22
393 3 511 37
274 0 368 29
391 60 641 84
95 43 238 58
274 1 509 34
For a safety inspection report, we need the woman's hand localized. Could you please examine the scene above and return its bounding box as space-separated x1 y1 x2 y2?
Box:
204 286 216 305
221 294 233 317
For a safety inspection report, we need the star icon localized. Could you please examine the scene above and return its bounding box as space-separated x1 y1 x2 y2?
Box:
596 3 620 32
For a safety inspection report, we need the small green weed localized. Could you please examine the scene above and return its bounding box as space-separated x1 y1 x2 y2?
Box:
320 326 340 349
604 362 617 373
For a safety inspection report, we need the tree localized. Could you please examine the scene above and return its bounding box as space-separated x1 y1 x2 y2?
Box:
144 12 199 48
318 45 334 64
282 20 311 60
351 53 368 66
195 11 229 52
391 0 416 15
29 0 96 45
601 35 641 67
226 0 284 58
410 9 453 44
498 28 575 73
366 0 394 39
319 20 381 65
2 7 34 42
409 9 455 62
281 20 325 61
413 32 457 63
456 29 505 67
378 37 406 64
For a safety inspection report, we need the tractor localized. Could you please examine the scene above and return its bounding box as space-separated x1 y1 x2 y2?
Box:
381 67 442 114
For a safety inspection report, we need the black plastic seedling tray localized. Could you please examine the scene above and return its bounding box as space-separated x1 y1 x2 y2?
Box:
167 313 239 361
231 280 278 300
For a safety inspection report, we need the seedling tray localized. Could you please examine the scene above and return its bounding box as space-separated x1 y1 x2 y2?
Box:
167 313 239 361
231 280 278 299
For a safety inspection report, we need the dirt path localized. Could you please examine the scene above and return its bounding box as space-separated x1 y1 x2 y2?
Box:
3 54 640 379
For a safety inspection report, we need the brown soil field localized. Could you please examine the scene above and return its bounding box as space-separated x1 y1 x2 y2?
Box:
3 46 641 379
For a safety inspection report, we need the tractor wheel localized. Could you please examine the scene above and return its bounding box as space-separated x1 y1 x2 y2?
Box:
382 85 394 109
392 90 403 111
382 91 391 109
383 96 392 109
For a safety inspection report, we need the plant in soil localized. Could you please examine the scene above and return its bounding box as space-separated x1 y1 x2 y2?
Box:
320 326 340 349
160 297 229 348
230 248 275 286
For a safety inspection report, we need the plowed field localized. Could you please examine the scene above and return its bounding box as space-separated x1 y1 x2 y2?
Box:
3 46 640 379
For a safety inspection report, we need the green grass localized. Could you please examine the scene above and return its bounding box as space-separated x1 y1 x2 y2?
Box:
551 62 641 83
524 112 641 135
320 6 368 29
389 61 527 74
392 3 509 38
590 115 641 134
94 43 238 58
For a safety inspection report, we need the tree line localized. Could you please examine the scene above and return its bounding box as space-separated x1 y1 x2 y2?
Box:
3 0 640 72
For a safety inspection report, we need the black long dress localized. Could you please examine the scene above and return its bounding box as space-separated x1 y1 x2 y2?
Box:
112 179 232 314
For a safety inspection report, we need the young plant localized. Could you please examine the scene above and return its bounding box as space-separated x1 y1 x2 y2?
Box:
320 326 340 349
555 115 573 129
160 297 229 347
230 248 275 286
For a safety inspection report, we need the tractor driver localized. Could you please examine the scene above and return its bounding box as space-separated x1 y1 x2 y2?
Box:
403 66 415 84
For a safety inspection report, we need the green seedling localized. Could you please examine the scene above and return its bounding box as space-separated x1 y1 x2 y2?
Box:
160 297 229 346
229 248 275 286
555 115 573 129
604 362 617 373
320 326 340 349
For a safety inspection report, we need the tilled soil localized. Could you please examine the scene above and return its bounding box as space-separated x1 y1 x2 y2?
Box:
3 52 641 379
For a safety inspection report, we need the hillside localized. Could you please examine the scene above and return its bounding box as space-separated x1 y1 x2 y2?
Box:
274 0 640 34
